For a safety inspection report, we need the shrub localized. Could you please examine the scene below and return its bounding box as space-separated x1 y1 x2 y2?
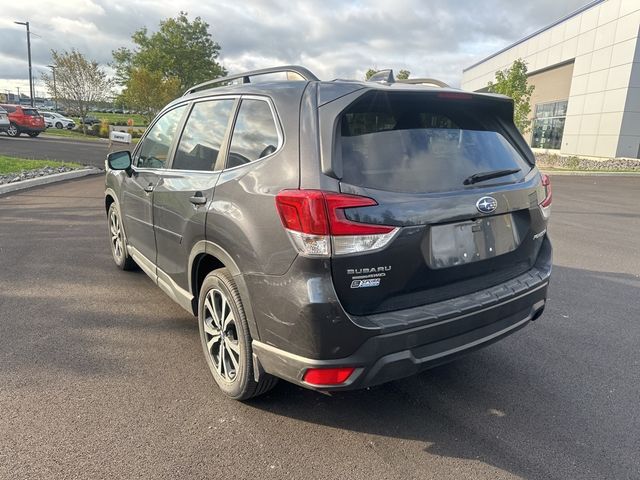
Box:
99 121 110 138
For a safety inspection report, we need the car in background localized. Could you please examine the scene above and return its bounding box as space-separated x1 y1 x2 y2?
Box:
80 115 101 126
42 111 76 130
0 106 9 134
0 104 46 137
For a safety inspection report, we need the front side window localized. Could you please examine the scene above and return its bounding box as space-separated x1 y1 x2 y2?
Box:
173 99 234 171
135 105 186 169
227 99 279 168
531 100 567 150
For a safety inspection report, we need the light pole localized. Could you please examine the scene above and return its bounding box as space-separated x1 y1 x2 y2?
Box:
47 64 57 111
16 86 21 103
14 21 34 107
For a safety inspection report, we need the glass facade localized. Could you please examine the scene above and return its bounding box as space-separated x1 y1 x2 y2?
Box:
531 100 568 150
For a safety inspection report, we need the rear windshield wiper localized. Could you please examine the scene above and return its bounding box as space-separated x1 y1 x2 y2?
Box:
463 168 521 185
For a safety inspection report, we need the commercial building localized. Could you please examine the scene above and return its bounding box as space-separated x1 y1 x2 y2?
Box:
462 0 640 159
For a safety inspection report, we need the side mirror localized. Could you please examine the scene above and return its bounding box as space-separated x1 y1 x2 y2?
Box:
107 150 132 171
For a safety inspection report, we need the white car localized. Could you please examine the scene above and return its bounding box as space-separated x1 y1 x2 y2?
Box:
0 106 9 133
42 112 76 130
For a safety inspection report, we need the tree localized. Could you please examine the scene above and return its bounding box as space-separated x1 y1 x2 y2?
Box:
41 50 112 133
112 12 226 91
487 59 535 134
397 69 410 80
121 68 181 121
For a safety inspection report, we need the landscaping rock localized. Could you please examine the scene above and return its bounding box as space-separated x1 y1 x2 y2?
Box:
535 153 640 171
0 166 79 185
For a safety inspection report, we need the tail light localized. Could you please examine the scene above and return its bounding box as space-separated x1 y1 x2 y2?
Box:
275 190 399 257
303 367 355 386
539 173 552 220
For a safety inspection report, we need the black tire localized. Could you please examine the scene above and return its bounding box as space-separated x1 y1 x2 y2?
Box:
107 202 136 270
6 123 19 137
198 268 277 400
55 122 63 129
28 132 40 138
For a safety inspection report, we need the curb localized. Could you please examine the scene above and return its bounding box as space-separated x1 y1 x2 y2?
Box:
539 169 640 176
0 167 103 196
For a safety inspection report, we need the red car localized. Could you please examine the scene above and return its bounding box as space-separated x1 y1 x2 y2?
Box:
0 104 46 137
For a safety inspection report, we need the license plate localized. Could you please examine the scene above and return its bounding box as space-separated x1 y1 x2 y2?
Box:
428 214 520 269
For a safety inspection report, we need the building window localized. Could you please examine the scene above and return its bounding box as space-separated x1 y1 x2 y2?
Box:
531 100 567 150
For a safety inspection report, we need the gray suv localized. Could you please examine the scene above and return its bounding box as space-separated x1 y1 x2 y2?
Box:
105 66 552 400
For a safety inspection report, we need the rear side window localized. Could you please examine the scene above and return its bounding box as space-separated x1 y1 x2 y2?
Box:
136 105 186 169
227 99 279 168
339 92 531 193
22 109 39 116
173 99 234 171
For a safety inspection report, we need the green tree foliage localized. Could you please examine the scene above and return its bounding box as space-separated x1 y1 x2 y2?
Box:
121 68 181 121
41 50 112 133
397 69 410 80
112 11 226 115
487 59 535 133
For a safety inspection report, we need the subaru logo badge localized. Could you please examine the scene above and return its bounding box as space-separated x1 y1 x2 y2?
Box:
476 196 497 214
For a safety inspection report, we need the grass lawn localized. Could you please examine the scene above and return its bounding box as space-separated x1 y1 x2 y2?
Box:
0 155 83 175
42 127 141 144
71 111 149 126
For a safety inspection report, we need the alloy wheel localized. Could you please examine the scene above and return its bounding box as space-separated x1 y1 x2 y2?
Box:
202 288 241 382
109 208 124 262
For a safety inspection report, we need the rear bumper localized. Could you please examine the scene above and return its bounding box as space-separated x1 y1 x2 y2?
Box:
253 276 549 391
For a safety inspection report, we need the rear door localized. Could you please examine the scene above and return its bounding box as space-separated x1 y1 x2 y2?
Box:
21 108 45 131
327 90 548 315
121 104 187 265
152 97 236 290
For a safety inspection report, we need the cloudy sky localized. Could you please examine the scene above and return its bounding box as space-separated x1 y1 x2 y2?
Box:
0 0 589 97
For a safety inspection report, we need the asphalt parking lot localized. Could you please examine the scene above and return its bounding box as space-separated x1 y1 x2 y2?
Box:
0 174 639 480
0 135 109 168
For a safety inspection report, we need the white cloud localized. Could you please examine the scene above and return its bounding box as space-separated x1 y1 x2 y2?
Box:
0 0 589 96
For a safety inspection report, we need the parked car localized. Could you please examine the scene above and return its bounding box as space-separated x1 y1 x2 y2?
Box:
0 106 10 134
42 111 76 129
80 115 100 126
104 66 553 400
0 104 46 137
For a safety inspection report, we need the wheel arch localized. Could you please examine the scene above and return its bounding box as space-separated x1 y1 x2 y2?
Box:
104 187 120 214
188 240 261 340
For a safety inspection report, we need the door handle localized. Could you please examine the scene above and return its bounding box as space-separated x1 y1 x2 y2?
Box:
189 192 207 205
143 184 154 193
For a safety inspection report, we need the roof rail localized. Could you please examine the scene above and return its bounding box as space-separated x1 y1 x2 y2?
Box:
183 65 320 95
366 69 450 88
397 78 450 88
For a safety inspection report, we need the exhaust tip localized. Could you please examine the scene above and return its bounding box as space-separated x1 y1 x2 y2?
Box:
531 306 545 321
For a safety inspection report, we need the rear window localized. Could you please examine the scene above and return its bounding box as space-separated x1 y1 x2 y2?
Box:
339 92 531 193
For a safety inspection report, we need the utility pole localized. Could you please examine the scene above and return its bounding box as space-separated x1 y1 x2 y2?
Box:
47 65 57 111
14 21 34 107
